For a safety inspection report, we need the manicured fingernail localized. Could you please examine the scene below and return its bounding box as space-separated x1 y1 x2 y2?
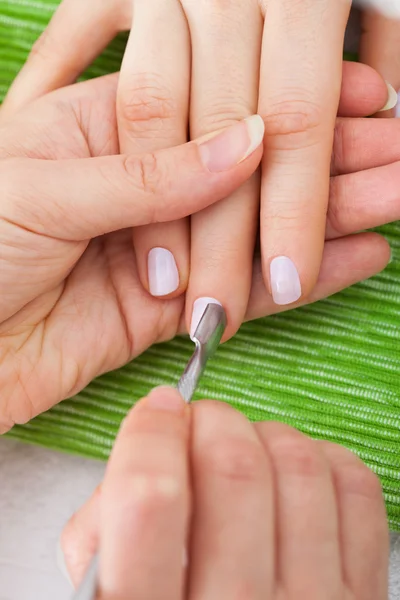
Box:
378 82 398 112
148 248 179 297
56 539 74 589
270 257 301 306
146 386 185 413
198 114 265 172
190 297 222 340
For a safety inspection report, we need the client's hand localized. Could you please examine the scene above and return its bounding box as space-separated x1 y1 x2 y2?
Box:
2 0 398 340
60 387 389 599
0 71 397 433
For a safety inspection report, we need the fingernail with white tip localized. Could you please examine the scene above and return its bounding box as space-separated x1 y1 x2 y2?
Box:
190 297 222 340
378 82 398 112
56 540 74 589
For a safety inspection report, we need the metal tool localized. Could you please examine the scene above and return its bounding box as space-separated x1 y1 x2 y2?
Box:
71 303 226 600
177 302 227 402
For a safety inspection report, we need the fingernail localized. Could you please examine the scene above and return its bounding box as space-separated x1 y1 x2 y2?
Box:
378 82 398 112
396 92 400 118
148 247 179 297
56 539 74 589
190 297 222 340
146 386 185 413
198 114 265 172
270 257 302 306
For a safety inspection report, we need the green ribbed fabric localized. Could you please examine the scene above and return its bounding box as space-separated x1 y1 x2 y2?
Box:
1 0 400 530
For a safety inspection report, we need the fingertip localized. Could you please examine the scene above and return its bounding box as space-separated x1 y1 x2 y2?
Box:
340 62 390 117
146 386 187 412
367 232 392 269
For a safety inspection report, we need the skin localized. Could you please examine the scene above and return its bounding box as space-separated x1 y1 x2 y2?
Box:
3 0 395 339
359 8 400 117
60 387 389 599
1 66 400 433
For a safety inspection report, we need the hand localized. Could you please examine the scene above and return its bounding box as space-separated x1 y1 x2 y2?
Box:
2 69 400 433
2 1 397 340
0 76 264 433
59 387 389 599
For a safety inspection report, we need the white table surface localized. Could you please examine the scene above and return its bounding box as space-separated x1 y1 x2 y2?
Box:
0 438 399 600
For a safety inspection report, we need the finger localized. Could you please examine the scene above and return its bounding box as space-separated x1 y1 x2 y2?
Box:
60 486 101 589
99 387 189 600
117 0 191 299
189 401 275 599
254 422 342 597
246 233 390 322
0 0 128 120
258 0 351 305
1 115 265 241
331 117 400 175
328 160 400 238
359 11 400 118
338 61 395 117
320 442 389 600
181 0 262 339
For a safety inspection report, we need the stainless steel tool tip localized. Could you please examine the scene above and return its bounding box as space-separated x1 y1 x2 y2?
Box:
177 303 227 403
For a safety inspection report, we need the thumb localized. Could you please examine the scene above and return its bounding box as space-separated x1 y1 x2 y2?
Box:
359 10 400 116
3 115 264 241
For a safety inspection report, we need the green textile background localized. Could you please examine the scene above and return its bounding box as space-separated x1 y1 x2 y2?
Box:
1 0 400 530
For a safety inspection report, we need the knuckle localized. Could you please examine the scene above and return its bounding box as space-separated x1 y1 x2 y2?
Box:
204 438 265 485
118 74 179 135
30 31 50 61
193 103 252 138
30 27 63 64
331 118 348 175
183 0 241 16
126 474 181 515
270 431 324 479
327 177 351 236
262 97 323 142
122 152 164 199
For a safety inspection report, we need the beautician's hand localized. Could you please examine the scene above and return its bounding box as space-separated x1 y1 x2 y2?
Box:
0 70 399 433
59 387 389 599
2 1 397 340
0 78 264 433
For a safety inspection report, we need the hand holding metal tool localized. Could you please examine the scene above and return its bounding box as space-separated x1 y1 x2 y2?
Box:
71 303 226 600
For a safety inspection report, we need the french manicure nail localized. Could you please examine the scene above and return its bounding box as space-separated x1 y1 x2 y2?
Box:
148 248 179 297
198 114 265 172
378 82 398 113
270 257 302 306
190 297 222 340
56 540 74 589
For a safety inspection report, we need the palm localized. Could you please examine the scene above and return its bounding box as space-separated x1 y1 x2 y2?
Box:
0 76 183 432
